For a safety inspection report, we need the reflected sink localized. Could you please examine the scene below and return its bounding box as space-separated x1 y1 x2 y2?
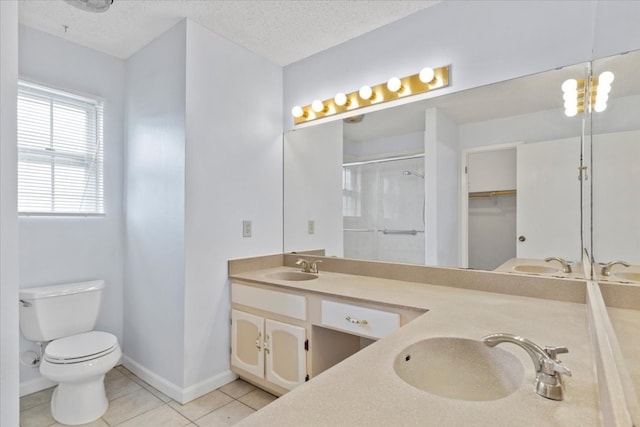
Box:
394 337 524 401
613 271 640 282
513 265 560 274
264 271 318 281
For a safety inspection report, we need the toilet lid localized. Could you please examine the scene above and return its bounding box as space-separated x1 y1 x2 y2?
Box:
45 331 118 363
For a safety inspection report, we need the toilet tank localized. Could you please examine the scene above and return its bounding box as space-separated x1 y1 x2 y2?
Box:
19 280 105 342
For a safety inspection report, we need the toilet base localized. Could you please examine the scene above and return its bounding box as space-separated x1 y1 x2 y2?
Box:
50 375 108 425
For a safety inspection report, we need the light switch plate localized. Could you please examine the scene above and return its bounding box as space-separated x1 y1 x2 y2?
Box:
308 220 315 235
243 220 252 238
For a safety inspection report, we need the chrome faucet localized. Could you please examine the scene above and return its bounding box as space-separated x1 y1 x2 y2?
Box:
296 259 321 274
544 256 572 273
483 333 572 401
296 259 311 273
600 260 630 276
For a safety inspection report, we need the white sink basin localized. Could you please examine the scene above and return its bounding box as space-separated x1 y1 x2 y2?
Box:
264 271 318 281
394 337 524 401
513 265 560 275
613 271 640 282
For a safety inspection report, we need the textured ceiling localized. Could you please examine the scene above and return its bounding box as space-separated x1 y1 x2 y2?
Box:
18 0 439 66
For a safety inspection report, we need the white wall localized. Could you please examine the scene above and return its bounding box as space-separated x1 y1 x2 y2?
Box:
124 21 187 388
183 20 283 390
343 131 423 161
17 25 125 392
424 109 459 267
124 20 283 400
284 121 343 256
0 1 19 424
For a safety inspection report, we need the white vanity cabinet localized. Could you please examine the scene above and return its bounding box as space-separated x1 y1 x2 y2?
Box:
231 282 308 394
230 277 425 394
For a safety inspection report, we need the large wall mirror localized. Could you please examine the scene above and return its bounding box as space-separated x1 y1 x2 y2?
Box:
283 50 638 277
590 50 640 280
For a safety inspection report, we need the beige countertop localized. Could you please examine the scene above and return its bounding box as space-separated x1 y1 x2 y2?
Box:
232 266 600 426
608 306 640 407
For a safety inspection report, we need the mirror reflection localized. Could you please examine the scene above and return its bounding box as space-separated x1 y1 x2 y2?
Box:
591 50 640 283
284 61 601 274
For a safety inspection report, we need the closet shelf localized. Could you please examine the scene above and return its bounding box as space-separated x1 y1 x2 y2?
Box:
469 189 517 199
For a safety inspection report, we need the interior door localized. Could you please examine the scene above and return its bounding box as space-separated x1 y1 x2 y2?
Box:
231 309 264 379
265 319 306 390
516 137 582 260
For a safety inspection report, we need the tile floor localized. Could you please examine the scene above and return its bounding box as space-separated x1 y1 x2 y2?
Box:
19 365 277 427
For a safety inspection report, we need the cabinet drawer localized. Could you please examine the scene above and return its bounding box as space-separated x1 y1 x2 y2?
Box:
232 283 306 320
321 300 400 339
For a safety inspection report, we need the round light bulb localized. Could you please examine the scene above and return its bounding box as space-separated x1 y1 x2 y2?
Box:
334 92 348 106
311 99 325 113
564 107 578 117
386 77 402 92
598 71 615 85
561 79 578 93
291 105 304 118
563 91 577 102
594 101 607 113
359 85 373 100
419 67 435 84
564 100 576 110
597 83 611 95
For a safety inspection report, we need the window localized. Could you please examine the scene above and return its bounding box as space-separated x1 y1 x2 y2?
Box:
342 166 362 217
17 81 104 215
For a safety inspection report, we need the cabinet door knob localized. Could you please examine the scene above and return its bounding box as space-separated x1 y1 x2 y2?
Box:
345 316 368 325
518 235 526 242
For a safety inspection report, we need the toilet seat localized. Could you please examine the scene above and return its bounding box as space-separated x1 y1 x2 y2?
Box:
45 331 118 364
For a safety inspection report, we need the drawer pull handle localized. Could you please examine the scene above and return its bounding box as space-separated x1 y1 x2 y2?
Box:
345 316 368 325
255 332 262 351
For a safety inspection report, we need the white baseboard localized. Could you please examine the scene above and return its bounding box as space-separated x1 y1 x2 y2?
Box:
181 369 238 404
20 376 56 397
120 354 237 404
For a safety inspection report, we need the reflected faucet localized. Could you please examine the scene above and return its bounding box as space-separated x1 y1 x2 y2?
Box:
600 260 630 277
296 259 311 273
483 333 571 401
544 257 572 273
296 259 321 274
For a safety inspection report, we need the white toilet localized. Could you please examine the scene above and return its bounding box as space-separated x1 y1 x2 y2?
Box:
19 280 121 425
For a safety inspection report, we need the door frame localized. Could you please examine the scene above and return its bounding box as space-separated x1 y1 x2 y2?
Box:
459 141 522 268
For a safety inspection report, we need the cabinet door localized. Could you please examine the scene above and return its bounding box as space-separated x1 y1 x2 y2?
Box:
231 309 264 379
265 319 306 391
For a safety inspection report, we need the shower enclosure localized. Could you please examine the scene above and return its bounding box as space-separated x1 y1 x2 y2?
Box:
343 155 425 264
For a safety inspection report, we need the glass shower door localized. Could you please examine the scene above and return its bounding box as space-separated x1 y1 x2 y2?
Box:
343 156 425 264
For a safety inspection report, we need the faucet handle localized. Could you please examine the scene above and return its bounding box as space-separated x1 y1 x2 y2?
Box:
541 358 572 377
310 260 322 274
544 346 569 360
296 259 311 272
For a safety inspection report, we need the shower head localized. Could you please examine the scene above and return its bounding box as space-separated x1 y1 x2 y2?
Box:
402 170 424 179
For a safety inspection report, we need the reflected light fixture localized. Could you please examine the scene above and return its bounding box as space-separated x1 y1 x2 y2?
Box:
291 64 450 124
562 71 614 117
64 0 113 12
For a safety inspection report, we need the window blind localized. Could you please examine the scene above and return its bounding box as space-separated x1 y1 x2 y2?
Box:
17 81 104 215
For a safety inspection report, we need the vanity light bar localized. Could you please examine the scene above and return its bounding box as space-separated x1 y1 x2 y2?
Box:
562 71 614 117
291 65 450 124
